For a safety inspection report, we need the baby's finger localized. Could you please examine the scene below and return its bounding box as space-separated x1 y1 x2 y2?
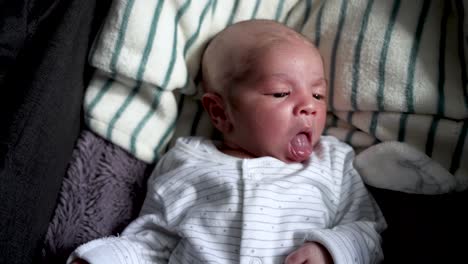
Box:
284 249 307 264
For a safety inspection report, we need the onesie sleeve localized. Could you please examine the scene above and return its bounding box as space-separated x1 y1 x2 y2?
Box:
67 152 181 264
67 200 180 264
304 147 387 264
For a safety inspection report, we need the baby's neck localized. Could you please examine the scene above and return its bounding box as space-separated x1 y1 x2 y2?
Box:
218 141 256 159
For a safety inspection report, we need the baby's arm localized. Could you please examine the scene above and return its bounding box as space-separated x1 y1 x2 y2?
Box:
299 151 386 264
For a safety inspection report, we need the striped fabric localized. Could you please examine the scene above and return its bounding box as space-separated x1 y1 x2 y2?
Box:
68 136 386 264
85 0 467 192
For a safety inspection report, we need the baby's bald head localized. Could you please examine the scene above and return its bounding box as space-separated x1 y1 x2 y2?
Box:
200 20 327 162
201 19 316 95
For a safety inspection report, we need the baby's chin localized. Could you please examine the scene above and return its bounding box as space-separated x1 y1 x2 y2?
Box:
255 140 313 163
223 140 312 163
269 148 312 164
284 151 312 163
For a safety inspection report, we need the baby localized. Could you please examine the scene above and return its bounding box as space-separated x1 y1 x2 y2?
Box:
69 20 386 264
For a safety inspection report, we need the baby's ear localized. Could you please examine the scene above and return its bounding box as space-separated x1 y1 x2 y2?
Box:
201 92 232 133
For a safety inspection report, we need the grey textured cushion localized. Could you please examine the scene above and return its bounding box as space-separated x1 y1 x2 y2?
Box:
42 130 150 263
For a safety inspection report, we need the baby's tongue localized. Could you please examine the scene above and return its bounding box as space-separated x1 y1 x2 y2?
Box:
289 133 312 162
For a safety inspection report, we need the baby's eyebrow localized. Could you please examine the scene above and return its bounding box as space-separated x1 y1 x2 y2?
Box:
253 73 292 85
311 78 327 86
267 73 290 81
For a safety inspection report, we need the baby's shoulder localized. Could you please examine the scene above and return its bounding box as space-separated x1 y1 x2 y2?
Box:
155 136 219 171
165 136 214 157
149 137 214 184
317 135 355 154
307 136 356 170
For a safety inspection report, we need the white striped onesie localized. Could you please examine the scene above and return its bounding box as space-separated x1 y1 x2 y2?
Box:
68 136 386 264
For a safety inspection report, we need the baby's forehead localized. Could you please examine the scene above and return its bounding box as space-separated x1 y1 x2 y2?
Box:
202 20 321 93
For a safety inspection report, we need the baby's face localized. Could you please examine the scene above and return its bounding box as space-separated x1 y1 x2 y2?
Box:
225 40 327 163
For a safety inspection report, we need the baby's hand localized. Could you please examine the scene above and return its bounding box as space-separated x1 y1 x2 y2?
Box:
285 242 333 264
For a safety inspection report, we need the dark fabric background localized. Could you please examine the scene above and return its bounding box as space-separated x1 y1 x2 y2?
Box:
0 0 110 263
368 186 468 264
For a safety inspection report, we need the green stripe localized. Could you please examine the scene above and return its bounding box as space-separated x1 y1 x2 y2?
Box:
398 0 430 142
347 111 353 123
300 0 312 31
86 0 135 115
314 1 326 47
345 129 356 145
455 0 468 109
328 0 348 112
377 0 400 111
162 0 192 87
154 117 178 159
182 0 213 91
251 0 261 19
128 0 192 153
283 0 305 26
184 1 212 56
141 0 213 158
134 0 212 154
345 112 355 145
351 0 374 111
450 120 467 174
110 0 135 72
283 3 294 24
405 0 430 113
425 116 440 157
227 0 240 26
106 0 165 140
426 1 449 157
179 0 213 92
275 0 286 21
398 113 408 141
369 111 379 137
98 0 135 81
212 0 217 15
87 75 115 116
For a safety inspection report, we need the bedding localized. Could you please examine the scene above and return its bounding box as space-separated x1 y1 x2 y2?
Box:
83 0 467 194
41 130 150 263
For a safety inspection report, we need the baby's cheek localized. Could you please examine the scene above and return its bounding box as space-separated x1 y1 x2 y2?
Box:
248 105 291 140
259 118 287 138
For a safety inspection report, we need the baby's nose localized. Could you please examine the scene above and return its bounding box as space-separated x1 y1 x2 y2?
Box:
295 98 316 116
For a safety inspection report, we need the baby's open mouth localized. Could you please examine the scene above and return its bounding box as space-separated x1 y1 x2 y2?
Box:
289 131 312 162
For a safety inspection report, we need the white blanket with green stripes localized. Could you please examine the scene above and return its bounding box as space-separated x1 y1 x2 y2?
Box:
84 0 467 194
